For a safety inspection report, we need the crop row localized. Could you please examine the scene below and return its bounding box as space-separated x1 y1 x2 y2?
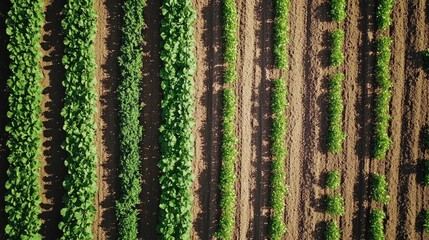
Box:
369 209 385 240
115 0 145 239
330 30 345 67
327 73 346 153
269 79 288 240
324 170 343 239
330 0 346 23
424 160 429 186
223 0 238 84
4 1 44 238
58 1 98 239
158 0 196 238
325 221 341 240
424 210 429 233
371 173 390 204
374 36 393 160
273 0 290 69
376 0 396 30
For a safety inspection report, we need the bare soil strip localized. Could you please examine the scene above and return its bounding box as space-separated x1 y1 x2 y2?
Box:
0 2 11 238
39 0 67 238
139 0 162 238
192 0 223 238
94 0 122 238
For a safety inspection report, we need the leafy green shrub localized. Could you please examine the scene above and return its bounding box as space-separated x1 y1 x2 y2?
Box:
217 89 238 239
423 160 429 186
374 36 392 160
4 1 44 238
115 0 145 239
269 78 288 240
158 0 197 238
58 1 98 239
330 0 346 23
274 0 290 69
330 30 345 67
223 0 238 83
369 209 385 240
371 173 390 204
327 73 346 153
326 170 341 190
376 0 396 30
326 194 345 216
424 210 429 233
325 221 341 240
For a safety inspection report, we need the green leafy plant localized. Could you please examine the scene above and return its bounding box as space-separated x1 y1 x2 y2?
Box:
369 209 385 240
325 221 341 240
269 78 288 240
330 0 346 23
115 0 145 239
371 173 390 204
157 0 196 239
424 210 429 233
423 160 429 186
4 1 44 238
377 0 396 30
330 29 345 67
58 1 98 239
326 194 345 216
327 73 346 153
326 170 341 190
374 36 393 160
223 0 238 84
273 0 290 69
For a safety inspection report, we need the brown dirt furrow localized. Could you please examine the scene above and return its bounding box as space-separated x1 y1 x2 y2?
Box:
340 0 362 238
191 0 222 238
139 0 162 238
39 0 67 238
94 0 122 239
284 0 307 238
384 0 407 238
0 2 11 238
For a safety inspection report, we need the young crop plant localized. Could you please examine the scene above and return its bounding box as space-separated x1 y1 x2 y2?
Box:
374 36 393 160
369 209 385 240
326 170 341 190
330 29 345 67
424 210 429 233
269 78 288 240
217 89 238 239
115 0 145 239
4 1 44 238
423 160 429 186
326 194 345 216
371 173 390 204
325 221 341 240
330 0 346 23
273 0 290 69
327 73 345 153
223 0 238 83
158 0 196 238
376 0 396 30
58 1 98 239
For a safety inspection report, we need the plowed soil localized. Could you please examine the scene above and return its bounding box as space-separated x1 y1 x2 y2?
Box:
0 0 428 239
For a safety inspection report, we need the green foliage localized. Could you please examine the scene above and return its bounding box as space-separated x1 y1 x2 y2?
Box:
424 210 429 233
269 79 288 240
330 0 346 23
369 209 385 240
326 194 345 216
374 36 392 160
4 1 44 238
325 221 341 240
216 89 238 239
330 29 345 67
425 48 429 57
223 0 238 83
115 0 145 239
371 173 390 204
423 160 429 186
158 0 196 239
422 125 429 152
327 73 345 153
274 0 290 69
376 0 396 30
326 170 341 190
58 1 98 239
